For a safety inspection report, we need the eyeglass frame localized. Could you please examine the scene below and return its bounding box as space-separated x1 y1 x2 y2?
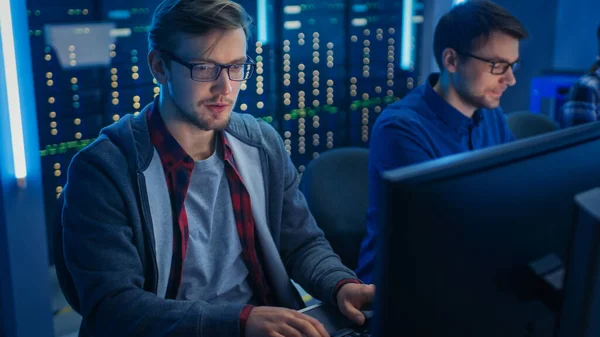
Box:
162 51 256 82
456 51 521 75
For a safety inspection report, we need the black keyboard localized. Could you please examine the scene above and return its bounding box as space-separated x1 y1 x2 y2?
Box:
340 328 371 337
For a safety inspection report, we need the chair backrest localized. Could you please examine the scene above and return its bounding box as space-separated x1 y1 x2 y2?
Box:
506 110 559 140
300 147 369 270
53 193 81 313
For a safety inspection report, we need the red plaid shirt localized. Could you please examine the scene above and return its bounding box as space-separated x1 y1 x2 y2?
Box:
147 102 361 334
147 103 275 330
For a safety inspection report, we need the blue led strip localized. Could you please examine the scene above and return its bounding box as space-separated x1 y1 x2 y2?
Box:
0 0 27 185
257 0 268 43
401 0 414 70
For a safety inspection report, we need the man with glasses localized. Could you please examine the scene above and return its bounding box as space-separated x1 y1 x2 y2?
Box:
60 1 373 337
356 1 528 284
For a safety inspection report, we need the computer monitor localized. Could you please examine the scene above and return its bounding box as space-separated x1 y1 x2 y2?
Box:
372 121 600 337
555 187 600 337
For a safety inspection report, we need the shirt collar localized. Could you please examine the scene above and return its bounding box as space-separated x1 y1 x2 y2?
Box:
221 129 235 164
424 73 484 131
147 97 233 167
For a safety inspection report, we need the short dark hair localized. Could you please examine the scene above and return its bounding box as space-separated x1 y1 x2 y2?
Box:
433 1 528 71
148 0 253 54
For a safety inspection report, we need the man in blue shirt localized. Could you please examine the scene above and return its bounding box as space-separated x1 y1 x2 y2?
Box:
356 1 528 283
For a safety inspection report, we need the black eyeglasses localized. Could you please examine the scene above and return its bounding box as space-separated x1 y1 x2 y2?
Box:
164 52 256 82
457 52 521 75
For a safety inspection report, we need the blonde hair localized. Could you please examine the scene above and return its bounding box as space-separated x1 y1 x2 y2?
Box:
148 0 252 54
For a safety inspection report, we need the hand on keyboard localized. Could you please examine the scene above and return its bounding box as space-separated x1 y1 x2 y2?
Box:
246 306 330 337
336 283 376 326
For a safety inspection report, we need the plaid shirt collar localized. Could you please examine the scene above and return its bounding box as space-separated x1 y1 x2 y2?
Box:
146 98 267 303
147 98 235 167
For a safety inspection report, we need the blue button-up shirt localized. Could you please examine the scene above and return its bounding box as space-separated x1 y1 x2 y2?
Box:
356 73 516 283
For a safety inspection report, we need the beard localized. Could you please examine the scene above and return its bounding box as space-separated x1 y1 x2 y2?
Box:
456 84 501 110
168 85 234 131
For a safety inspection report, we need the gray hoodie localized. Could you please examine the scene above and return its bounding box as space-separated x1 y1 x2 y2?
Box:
61 102 357 337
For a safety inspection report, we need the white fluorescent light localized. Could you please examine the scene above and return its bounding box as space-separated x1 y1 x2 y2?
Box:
110 28 132 38
0 0 28 183
351 18 368 27
284 21 302 30
283 5 302 14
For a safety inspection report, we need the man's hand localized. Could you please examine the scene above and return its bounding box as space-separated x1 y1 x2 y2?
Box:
245 306 330 337
336 283 376 326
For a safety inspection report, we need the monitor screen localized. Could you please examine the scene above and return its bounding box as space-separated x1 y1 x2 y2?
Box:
374 122 600 337
555 187 600 337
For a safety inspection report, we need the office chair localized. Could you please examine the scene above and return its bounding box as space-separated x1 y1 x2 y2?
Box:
506 110 559 140
300 147 369 271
